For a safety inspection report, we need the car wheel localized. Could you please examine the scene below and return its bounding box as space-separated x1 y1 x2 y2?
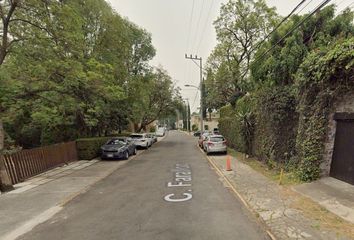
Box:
133 148 137 155
123 151 129 160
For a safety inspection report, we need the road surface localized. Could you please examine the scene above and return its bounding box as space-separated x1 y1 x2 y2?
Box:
19 131 268 240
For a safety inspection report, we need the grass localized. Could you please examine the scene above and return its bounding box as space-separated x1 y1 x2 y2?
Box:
289 190 354 238
227 148 302 186
227 148 354 238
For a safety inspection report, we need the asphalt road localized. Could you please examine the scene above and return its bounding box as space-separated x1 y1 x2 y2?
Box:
19 131 269 240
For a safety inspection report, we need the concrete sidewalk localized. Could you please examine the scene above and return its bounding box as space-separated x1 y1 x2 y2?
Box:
206 153 354 240
0 159 129 240
294 177 354 224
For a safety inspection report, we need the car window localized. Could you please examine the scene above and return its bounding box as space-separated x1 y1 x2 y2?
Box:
130 135 143 139
210 137 224 142
106 139 124 146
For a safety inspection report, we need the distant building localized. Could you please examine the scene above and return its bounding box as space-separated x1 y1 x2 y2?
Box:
191 112 219 131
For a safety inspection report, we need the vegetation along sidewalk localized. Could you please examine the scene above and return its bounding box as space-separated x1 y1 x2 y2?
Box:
205 150 354 240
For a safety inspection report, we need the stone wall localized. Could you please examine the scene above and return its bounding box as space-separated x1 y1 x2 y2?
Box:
321 91 354 176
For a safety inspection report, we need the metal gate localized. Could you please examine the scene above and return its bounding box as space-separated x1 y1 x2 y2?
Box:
330 113 354 185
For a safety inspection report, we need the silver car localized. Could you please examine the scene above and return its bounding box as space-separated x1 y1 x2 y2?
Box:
146 133 158 143
129 133 151 149
203 135 227 155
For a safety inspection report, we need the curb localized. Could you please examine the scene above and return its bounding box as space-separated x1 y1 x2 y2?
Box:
197 146 277 240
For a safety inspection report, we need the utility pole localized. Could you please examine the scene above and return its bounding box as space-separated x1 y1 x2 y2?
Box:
185 54 203 132
183 98 190 134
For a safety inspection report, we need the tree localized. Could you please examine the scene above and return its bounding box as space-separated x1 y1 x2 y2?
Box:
129 67 180 132
205 0 278 109
0 0 24 191
251 5 354 86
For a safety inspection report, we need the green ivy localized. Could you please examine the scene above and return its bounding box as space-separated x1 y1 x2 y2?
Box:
295 37 354 181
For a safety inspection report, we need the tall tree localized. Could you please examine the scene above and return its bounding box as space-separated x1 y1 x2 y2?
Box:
205 0 278 108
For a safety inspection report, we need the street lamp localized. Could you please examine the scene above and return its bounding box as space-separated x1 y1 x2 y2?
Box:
184 84 203 132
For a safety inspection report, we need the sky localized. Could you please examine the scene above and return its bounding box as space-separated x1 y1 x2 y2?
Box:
107 0 353 112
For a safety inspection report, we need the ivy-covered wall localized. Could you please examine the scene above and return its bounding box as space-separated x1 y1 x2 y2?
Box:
295 37 354 181
253 87 298 165
219 37 354 181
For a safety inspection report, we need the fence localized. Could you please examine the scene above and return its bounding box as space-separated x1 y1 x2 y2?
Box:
2 141 78 185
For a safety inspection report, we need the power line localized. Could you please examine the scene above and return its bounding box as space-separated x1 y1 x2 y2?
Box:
253 0 309 52
297 0 315 14
196 0 215 53
192 0 206 53
253 0 332 65
191 90 199 110
186 0 196 53
184 0 196 101
337 0 350 7
338 1 354 13
347 1 354 8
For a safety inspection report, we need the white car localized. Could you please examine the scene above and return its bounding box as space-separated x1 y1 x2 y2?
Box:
155 127 166 137
203 135 227 155
129 133 151 149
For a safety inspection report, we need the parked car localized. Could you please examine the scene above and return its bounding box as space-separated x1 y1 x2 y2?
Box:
129 133 151 149
115 137 137 154
198 132 210 148
147 133 158 143
100 138 136 160
156 127 166 137
203 135 227 155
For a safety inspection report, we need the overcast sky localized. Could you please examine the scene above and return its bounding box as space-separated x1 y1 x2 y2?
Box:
107 0 353 112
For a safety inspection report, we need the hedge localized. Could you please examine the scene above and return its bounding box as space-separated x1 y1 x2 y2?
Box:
219 87 298 168
219 96 255 154
253 86 298 165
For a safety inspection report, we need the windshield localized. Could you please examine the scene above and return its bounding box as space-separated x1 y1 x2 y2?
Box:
106 139 125 145
130 134 143 139
210 137 224 142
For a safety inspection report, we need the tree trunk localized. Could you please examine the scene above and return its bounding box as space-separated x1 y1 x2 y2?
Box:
0 120 13 192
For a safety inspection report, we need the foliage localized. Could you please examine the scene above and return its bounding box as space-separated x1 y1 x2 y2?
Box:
0 0 180 148
253 87 298 166
219 95 255 154
204 0 278 109
251 5 354 86
76 137 112 160
216 4 354 181
295 37 354 181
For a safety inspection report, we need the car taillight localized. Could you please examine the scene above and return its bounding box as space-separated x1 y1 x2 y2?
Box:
208 142 214 146
223 141 227 145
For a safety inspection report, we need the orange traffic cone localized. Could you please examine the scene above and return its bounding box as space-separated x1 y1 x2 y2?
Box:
226 155 232 171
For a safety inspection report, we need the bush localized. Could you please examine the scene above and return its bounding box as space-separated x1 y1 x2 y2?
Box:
76 137 111 160
192 124 198 131
219 96 255 154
